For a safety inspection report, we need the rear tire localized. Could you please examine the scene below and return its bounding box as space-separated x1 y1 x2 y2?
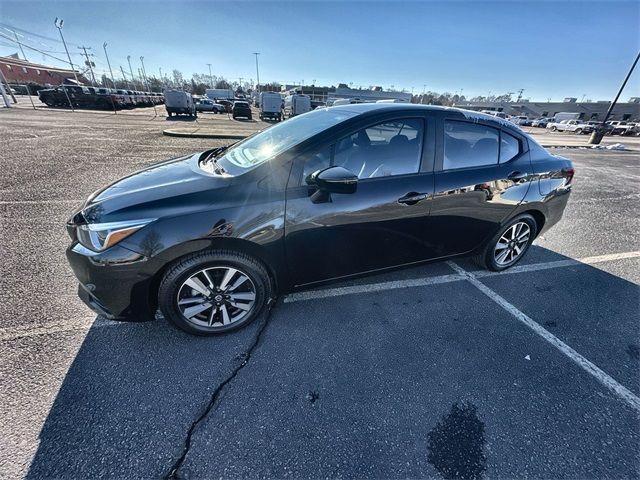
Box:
159 250 272 336
473 214 537 272
550 126 557 132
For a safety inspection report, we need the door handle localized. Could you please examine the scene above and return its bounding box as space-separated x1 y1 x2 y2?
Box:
398 192 429 205
507 171 527 181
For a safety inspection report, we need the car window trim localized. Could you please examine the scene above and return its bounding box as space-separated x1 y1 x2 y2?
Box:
290 113 435 188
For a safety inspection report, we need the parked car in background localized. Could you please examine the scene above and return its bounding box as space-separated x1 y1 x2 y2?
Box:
510 115 532 126
284 94 311 118
531 117 551 128
164 90 196 118
195 98 225 113
481 110 509 120
232 101 252 120
65 104 573 336
606 121 638 136
546 119 593 134
216 99 233 113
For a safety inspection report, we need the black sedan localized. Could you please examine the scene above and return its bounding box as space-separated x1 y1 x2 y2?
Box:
66 104 574 335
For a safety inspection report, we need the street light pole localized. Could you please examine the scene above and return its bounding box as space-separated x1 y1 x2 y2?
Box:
12 29 28 61
127 55 137 90
589 51 640 145
206 63 213 88
103 42 116 88
252 52 260 92
54 18 78 83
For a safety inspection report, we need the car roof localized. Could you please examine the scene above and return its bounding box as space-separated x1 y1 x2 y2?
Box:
327 103 520 130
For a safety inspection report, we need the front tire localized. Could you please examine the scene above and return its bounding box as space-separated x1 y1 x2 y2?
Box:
473 214 537 272
158 250 272 335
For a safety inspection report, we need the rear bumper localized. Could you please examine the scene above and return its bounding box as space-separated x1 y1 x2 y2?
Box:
66 242 158 321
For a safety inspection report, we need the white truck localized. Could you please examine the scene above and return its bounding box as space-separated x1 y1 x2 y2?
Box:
284 94 311 118
205 88 235 101
164 89 196 118
546 119 594 134
259 92 283 121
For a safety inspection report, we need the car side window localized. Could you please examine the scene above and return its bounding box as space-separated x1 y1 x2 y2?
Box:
302 144 333 180
444 121 499 170
302 118 424 181
333 119 424 179
499 131 520 163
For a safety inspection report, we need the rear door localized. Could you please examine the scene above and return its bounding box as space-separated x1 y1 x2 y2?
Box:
426 116 533 257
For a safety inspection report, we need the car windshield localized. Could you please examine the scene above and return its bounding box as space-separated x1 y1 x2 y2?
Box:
217 108 358 170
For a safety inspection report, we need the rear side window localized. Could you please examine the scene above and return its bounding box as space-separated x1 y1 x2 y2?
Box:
444 121 498 170
499 131 520 163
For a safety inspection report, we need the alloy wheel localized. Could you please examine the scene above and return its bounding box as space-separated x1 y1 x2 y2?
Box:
494 222 531 266
176 266 256 329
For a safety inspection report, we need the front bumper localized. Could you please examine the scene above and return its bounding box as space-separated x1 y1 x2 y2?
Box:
66 242 158 321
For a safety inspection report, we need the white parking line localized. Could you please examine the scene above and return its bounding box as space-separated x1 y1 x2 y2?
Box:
446 260 640 413
3 250 638 341
475 250 640 277
285 250 640 303
283 273 464 303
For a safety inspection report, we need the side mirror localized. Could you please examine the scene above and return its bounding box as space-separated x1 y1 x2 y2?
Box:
307 166 358 194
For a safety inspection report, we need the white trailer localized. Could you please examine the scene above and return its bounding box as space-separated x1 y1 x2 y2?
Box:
205 88 235 100
284 94 311 118
164 89 196 117
259 92 283 121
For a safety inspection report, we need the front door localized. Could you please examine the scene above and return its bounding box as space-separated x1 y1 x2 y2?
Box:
285 116 437 287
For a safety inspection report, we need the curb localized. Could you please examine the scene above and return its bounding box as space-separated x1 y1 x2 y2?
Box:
163 129 248 139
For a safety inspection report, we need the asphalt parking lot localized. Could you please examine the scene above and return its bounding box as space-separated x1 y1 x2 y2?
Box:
1 104 639 479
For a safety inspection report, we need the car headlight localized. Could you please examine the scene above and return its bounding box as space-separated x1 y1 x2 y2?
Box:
77 219 155 252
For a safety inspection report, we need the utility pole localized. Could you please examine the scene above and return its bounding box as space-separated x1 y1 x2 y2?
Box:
206 63 213 88
516 88 524 102
11 29 28 61
589 51 640 144
127 55 137 90
103 42 116 88
78 46 96 86
140 56 150 91
159 67 164 87
252 52 260 92
54 18 78 83
120 65 132 89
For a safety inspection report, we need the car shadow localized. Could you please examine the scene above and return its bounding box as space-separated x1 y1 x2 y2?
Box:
26 313 268 479
26 247 639 478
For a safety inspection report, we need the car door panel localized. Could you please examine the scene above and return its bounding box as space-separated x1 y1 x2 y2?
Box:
285 173 435 286
426 119 533 257
284 114 437 287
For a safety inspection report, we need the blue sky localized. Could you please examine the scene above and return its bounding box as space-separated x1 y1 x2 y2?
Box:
0 0 638 100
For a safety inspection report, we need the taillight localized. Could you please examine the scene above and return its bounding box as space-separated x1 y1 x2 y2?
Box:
563 167 575 185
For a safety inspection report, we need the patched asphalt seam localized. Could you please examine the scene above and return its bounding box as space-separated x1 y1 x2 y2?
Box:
164 299 278 479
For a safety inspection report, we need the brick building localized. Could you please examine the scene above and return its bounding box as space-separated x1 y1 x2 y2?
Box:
0 55 89 86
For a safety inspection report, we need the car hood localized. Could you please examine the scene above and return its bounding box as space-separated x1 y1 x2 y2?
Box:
81 152 232 222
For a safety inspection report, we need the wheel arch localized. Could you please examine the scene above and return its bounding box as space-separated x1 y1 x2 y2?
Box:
518 208 546 237
144 237 283 318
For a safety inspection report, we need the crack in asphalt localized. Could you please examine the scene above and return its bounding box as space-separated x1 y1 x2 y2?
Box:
164 299 278 479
